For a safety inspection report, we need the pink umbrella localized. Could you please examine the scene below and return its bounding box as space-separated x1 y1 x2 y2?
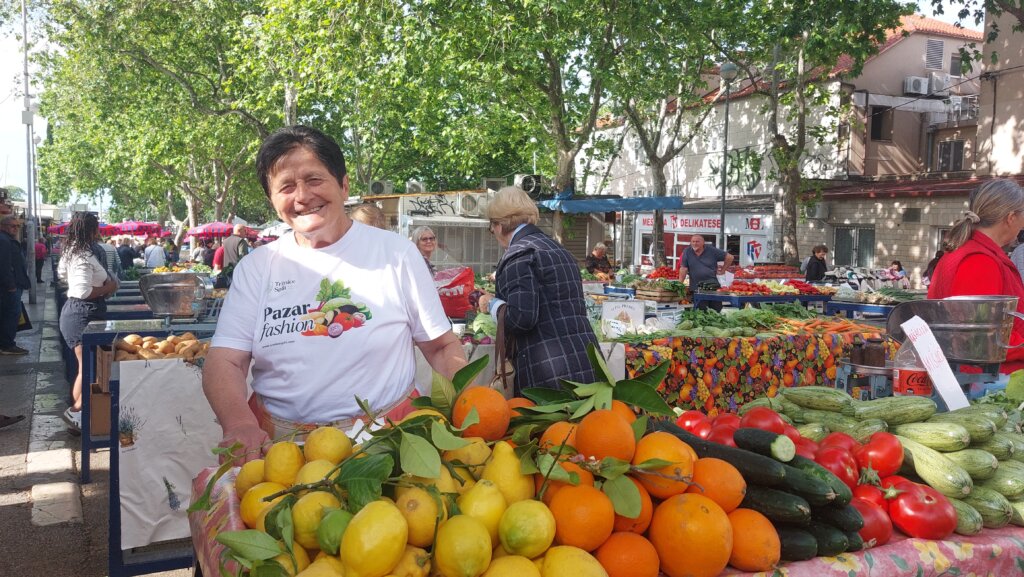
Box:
186 221 234 238
47 222 121 236
118 220 162 236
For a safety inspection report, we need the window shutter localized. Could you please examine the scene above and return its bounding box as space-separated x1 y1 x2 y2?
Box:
926 39 944 69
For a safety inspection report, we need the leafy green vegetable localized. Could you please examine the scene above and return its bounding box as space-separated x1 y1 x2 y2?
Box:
315 278 350 303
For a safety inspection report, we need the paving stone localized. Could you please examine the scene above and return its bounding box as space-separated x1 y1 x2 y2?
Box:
30 481 83 526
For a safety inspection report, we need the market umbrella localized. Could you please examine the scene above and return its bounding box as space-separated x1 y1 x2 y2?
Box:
118 220 162 236
46 223 67 235
185 221 234 239
47 222 120 236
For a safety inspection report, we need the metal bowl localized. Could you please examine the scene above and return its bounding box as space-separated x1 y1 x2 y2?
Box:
887 296 1020 364
139 272 204 317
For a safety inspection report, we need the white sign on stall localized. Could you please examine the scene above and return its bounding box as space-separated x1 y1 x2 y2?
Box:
601 301 646 339
899 316 971 410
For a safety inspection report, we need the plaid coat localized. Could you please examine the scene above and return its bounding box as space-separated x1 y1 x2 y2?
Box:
495 224 598 392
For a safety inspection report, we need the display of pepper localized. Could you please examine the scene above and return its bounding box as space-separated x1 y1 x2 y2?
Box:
718 280 773 295
784 279 822 295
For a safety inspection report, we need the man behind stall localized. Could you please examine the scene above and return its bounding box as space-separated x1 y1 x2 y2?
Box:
677 234 733 311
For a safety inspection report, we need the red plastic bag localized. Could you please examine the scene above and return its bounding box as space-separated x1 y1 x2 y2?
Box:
435 267 474 318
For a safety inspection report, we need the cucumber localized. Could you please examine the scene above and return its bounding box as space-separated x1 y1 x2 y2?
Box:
891 422 971 452
928 412 997 443
848 419 889 444
780 465 839 506
787 455 853 506
805 521 849 556
979 460 1024 500
734 428 797 462
973 435 1015 460
956 404 1009 428
844 530 864 552
811 504 864 532
842 396 937 424
739 396 784 415
963 486 1012 529
776 527 817 561
1008 499 1024 527
896 435 974 498
741 486 812 524
651 421 789 487
943 449 999 481
948 498 985 535
796 423 829 442
781 386 854 412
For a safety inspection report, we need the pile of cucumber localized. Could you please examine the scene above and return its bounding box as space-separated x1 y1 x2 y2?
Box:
653 420 864 561
766 386 1024 535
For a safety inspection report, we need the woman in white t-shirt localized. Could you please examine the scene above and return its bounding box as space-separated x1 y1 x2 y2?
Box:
203 126 467 461
58 212 119 433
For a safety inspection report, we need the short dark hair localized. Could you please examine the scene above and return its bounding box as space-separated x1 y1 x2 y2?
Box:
255 125 347 196
812 244 828 254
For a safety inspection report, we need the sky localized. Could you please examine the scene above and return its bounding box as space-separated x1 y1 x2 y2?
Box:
0 2 984 211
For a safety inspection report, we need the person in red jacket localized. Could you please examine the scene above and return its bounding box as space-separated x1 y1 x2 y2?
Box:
928 178 1024 372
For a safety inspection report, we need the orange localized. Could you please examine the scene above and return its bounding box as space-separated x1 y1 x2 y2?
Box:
685 457 747 513
575 410 636 463
506 397 535 417
539 421 578 451
727 508 780 572
648 494 733 577
612 476 653 534
631 432 696 499
609 400 637 424
453 387 511 441
535 460 595 504
548 484 615 552
594 532 660 577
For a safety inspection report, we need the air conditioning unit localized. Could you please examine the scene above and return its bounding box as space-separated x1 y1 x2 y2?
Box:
406 179 426 193
930 72 952 97
903 76 929 96
482 178 506 193
802 202 829 220
369 180 393 196
459 193 490 218
514 174 542 198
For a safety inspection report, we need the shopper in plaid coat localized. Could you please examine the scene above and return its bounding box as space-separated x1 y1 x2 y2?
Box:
477 187 598 392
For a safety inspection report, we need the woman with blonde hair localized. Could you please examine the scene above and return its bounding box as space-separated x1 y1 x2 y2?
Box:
476 186 598 392
929 178 1024 372
350 203 387 229
410 226 437 275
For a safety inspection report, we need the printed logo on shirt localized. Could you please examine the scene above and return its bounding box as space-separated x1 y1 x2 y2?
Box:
259 277 373 342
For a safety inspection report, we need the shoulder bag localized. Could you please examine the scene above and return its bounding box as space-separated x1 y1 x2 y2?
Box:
489 304 516 399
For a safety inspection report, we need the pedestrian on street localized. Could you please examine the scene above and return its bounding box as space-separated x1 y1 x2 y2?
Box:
34 238 47 283
116 238 137 271
143 236 166 268
0 216 30 355
221 224 250 269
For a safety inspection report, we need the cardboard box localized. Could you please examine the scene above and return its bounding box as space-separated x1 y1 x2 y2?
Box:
90 383 111 436
95 345 114 393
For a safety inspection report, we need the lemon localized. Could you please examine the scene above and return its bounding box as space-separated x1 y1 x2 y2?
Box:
433 515 492 577
443 437 492 478
482 556 542 577
340 500 409 577
451 466 477 494
491 544 510 559
498 500 555 559
297 555 346 577
539 546 607 577
292 491 342 550
265 441 306 486
304 427 353 464
403 467 459 495
400 408 447 423
273 541 311 576
316 507 354 555
480 442 534 505
395 486 445 548
295 459 339 488
240 482 287 529
391 545 431 577
235 459 265 495
456 479 507 545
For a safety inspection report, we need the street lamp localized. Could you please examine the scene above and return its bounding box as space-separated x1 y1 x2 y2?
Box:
719 61 738 251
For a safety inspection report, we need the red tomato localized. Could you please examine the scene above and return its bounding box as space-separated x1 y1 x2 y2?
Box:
815 447 859 490
738 407 786 434
854 432 904 478
879 475 925 498
712 413 741 429
675 410 709 432
706 424 738 447
781 424 802 443
889 485 957 540
691 419 713 439
850 497 893 548
794 437 819 459
818 432 860 453
852 484 888 511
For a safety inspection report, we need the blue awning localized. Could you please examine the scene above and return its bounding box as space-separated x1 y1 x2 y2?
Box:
537 196 684 214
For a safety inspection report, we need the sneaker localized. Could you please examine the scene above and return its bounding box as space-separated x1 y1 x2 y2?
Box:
0 346 28 355
62 407 82 434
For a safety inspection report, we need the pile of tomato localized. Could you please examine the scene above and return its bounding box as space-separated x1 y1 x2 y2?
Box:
718 280 773 295
675 407 958 546
784 280 821 295
647 266 678 279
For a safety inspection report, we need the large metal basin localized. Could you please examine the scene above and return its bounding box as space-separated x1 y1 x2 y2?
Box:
887 296 1022 364
139 272 204 317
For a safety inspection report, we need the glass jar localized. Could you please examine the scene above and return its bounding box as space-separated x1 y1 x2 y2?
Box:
849 341 864 366
863 337 886 367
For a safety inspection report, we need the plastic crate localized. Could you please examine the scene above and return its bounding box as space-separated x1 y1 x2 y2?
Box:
200 297 225 320
604 286 636 297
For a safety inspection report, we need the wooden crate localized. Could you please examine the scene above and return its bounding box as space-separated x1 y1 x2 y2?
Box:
635 289 680 303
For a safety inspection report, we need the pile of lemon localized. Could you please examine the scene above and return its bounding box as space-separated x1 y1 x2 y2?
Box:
233 418 607 577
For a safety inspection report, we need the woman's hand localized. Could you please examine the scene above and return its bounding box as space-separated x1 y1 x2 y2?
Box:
218 423 270 464
477 292 493 314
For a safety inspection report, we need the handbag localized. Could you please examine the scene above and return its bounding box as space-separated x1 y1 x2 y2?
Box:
17 302 32 332
489 304 516 399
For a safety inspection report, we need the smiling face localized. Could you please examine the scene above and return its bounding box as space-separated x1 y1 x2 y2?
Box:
267 146 350 248
689 235 705 253
416 229 436 258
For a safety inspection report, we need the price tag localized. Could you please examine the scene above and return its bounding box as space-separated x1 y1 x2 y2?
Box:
602 319 629 339
900 315 970 410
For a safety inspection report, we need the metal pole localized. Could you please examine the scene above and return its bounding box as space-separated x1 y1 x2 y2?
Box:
22 0 37 303
720 83 731 250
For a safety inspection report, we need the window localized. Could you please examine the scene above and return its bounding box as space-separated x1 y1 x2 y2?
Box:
902 207 922 223
870 106 893 141
834 227 875 268
937 140 965 172
670 184 682 197
926 39 944 69
949 53 963 77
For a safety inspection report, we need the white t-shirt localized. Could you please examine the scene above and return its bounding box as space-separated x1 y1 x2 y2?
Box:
211 221 451 422
58 251 108 299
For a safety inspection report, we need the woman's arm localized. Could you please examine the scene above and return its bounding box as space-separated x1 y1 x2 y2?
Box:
416 331 467 381
202 346 267 462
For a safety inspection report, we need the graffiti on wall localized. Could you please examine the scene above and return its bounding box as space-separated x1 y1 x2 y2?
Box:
406 194 458 217
708 147 764 193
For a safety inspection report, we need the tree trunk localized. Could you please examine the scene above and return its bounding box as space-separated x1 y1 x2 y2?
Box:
550 149 577 244
650 160 669 267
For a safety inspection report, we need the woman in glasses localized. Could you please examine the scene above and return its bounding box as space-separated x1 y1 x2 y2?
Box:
411 226 438 275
